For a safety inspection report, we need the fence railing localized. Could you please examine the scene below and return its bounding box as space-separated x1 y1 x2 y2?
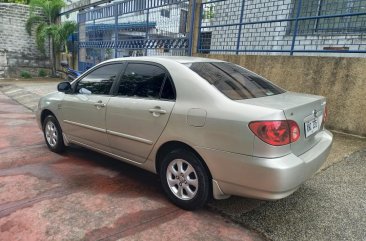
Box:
198 0 366 55
75 0 366 71
77 0 193 72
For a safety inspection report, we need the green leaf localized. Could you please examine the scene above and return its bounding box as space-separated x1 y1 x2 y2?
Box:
26 15 44 35
35 23 47 54
28 0 65 23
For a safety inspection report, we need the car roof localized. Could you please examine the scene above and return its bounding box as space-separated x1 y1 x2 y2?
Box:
104 56 225 64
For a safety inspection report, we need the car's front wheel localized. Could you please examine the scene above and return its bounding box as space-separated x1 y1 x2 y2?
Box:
160 149 210 210
43 115 65 153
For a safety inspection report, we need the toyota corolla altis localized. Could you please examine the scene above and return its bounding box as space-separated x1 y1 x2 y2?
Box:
36 56 333 210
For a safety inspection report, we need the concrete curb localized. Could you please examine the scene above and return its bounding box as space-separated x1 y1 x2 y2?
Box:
0 83 41 112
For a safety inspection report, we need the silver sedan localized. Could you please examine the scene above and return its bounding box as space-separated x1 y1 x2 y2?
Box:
36 56 333 210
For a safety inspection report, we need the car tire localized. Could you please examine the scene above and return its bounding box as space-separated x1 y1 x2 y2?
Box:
160 148 210 210
43 115 65 153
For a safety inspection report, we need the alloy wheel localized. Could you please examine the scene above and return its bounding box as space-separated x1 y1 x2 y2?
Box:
45 121 58 147
166 159 199 200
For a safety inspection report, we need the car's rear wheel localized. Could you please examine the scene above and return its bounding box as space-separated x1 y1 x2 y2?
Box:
160 149 210 210
43 115 65 153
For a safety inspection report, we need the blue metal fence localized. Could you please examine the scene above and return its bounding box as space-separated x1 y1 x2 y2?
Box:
77 0 193 72
198 0 366 55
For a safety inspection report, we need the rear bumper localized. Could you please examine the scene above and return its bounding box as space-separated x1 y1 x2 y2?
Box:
197 130 333 200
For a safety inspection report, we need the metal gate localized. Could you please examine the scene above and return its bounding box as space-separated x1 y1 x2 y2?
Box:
77 0 193 72
197 0 366 56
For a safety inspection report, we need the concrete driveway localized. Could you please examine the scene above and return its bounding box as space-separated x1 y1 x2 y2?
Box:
0 91 264 241
1 80 365 241
0 83 262 241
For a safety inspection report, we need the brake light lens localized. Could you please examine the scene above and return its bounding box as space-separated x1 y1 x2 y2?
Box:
249 120 300 146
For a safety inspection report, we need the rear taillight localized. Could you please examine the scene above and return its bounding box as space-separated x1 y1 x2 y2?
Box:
249 120 300 146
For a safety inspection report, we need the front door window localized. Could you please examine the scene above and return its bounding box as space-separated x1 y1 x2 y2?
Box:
76 63 124 95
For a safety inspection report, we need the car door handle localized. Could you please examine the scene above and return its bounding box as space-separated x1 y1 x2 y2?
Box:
148 108 166 114
94 103 106 107
148 107 167 117
94 100 106 108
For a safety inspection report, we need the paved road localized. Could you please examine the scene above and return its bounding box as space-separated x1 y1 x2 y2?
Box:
212 150 366 241
239 150 366 241
1 81 365 241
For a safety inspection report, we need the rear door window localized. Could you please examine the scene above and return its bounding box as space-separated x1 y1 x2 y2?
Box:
160 76 175 100
118 63 175 100
184 62 284 100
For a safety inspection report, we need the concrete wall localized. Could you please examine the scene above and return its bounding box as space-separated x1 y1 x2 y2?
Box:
195 54 366 136
0 3 50 78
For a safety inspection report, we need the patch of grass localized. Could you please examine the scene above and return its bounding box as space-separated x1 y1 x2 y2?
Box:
20 71 32 79
38 69 47 77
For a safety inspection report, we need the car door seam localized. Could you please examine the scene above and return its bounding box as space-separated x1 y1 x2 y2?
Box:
145 102 177 161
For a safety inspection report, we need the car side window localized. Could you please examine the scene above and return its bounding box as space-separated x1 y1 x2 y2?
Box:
160 76 175 100
118 63 167 99
76 63 123 95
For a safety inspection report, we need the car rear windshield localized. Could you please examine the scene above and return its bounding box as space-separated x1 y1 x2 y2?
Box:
184 62 285 100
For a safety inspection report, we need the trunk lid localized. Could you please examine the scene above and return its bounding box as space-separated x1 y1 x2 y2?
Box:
238 92 326 156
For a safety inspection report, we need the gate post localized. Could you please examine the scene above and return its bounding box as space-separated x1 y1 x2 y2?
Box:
114 3 118 58
188 0 197 56
191 0 202 56
145 8 149 56
290 0 302 56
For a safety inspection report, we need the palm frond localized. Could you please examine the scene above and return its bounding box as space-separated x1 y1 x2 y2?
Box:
49 0 66 22
59 21 77 40
47 25 62 51
49 21 77 52
29 0 65 23
61 21 78 34
35 23 47 54
28 0 46 15
27 0 69 71
26 15 44 35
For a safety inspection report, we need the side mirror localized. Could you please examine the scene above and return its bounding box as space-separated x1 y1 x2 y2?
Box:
57 81 72 93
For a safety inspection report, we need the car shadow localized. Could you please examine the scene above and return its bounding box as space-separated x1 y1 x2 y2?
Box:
50 146 167 202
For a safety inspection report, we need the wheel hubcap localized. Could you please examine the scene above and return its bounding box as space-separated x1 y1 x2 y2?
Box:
166 159 198 200
45 121 58 147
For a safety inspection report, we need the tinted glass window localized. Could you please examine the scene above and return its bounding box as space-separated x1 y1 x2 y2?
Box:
161 77 175 100
76 63 123 95
185 62 284 100
118 64 166 99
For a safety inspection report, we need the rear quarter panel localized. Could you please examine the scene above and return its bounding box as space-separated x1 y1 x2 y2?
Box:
147 61 289 168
